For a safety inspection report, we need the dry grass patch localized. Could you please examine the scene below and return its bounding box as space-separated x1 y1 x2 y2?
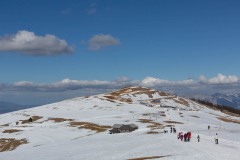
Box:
190 115 200 118
49 118 73 123
165 124 175 127
0 138 28 152
133 91 157 98
2 129 23 133
107 87 169 103
164 120 184 124
104 95 115 100
217 116 240 124
21 116 43 124
0 124 10 127
104 95 132 103
173 98 189 107
221 110 240 117
146 131 160 134
128 155 168 160
160 111 166 117
138 119 164 130
69 121 111 133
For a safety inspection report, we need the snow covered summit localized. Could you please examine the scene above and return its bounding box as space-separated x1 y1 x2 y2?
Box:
0 86 240 160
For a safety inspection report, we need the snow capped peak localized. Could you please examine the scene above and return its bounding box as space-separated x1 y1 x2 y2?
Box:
0 86 240 160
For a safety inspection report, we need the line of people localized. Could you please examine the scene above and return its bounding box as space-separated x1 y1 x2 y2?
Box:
163 126 176 133
178 132 191 142
164 126 219 144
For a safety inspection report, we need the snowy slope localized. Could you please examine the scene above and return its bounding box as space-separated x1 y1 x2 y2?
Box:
0 86 240 160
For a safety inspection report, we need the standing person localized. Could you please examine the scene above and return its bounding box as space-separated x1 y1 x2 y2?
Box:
215 133 218 144
187 132 190 141
197 135 200 142
180 134 183 141
170 127 172 133
208 125 210 130
178 132 182 139
184 133 187 142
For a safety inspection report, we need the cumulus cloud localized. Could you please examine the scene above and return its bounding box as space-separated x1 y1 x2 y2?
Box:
141 77 195 87
199 73 239 84
88 34 120 51
141 77 170 87
0 74 239 93
9 79 121 92
0 30 73 56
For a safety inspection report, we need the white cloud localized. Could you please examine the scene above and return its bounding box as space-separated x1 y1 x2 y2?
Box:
0 30 73 56
1 73 239 93
199 73 239 84
141 77 195 87
88 34 120 51
141 77 170 87
14 81 33 87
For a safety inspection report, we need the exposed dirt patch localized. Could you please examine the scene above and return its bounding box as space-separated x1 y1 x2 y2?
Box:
164 121 184 124
2 129 23 133
146 131 160 134
21 116 43 124
69 121 111 133
142 113 151 116
221 110 240 117
138 119 164 130
92 105 98 108
128 155 169 160
190 115 200 118
160 111 166 117
105 87 170 103
104 95 132 103
165 124 175 127
49 118 73 123
173 98 189 107
0 138 28 152
0 124 10 127
217 116 240 124
133 91 157 98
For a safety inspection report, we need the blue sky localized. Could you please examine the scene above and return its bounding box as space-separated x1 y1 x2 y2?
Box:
0 0 240 104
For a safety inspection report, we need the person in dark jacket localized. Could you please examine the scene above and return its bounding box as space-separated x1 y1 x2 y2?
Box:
215 133 218 144
28 117 33 122
184 133 187 142
197 135 200 142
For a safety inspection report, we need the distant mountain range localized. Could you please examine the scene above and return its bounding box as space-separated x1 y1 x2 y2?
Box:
189 93 240 109
211 93 240 109
0 101 38 114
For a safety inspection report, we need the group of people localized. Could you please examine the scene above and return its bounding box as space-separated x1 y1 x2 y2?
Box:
163 126 176 133
178 132 191 142
164 125 218 144
170 127 176 133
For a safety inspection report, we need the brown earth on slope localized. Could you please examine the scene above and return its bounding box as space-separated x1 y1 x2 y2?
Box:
21 116 43 124
0 138 28 152
69 121 111 133
104 86 170 103
2 129 23 133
